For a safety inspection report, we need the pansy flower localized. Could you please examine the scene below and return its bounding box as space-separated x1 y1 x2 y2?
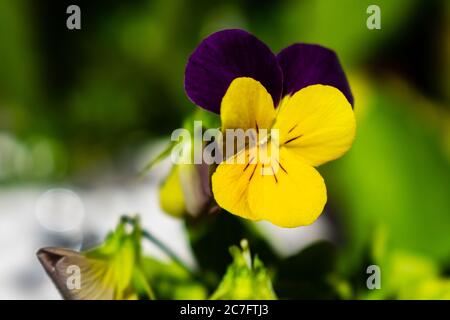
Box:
184 29 356 228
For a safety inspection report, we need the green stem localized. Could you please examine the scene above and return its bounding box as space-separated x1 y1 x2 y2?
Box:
121 215 200 280
141 230 193 273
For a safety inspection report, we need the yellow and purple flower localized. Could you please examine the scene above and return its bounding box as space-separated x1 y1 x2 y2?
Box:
185 29 356 228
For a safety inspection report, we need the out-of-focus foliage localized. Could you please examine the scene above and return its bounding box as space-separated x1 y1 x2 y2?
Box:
377 251 450 299
271 0 419 66
325 75 450 271
361 228 450 299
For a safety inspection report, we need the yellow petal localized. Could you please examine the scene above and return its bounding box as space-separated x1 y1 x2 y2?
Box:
212 144 327 228
211 147 260 221
221 77 276 131
247 146 327 227
274 85 356 166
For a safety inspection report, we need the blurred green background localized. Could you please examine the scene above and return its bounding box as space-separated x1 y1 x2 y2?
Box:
0 0 449 299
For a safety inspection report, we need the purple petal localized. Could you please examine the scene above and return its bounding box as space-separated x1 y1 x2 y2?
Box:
185 29 283 113
277 44 354 106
